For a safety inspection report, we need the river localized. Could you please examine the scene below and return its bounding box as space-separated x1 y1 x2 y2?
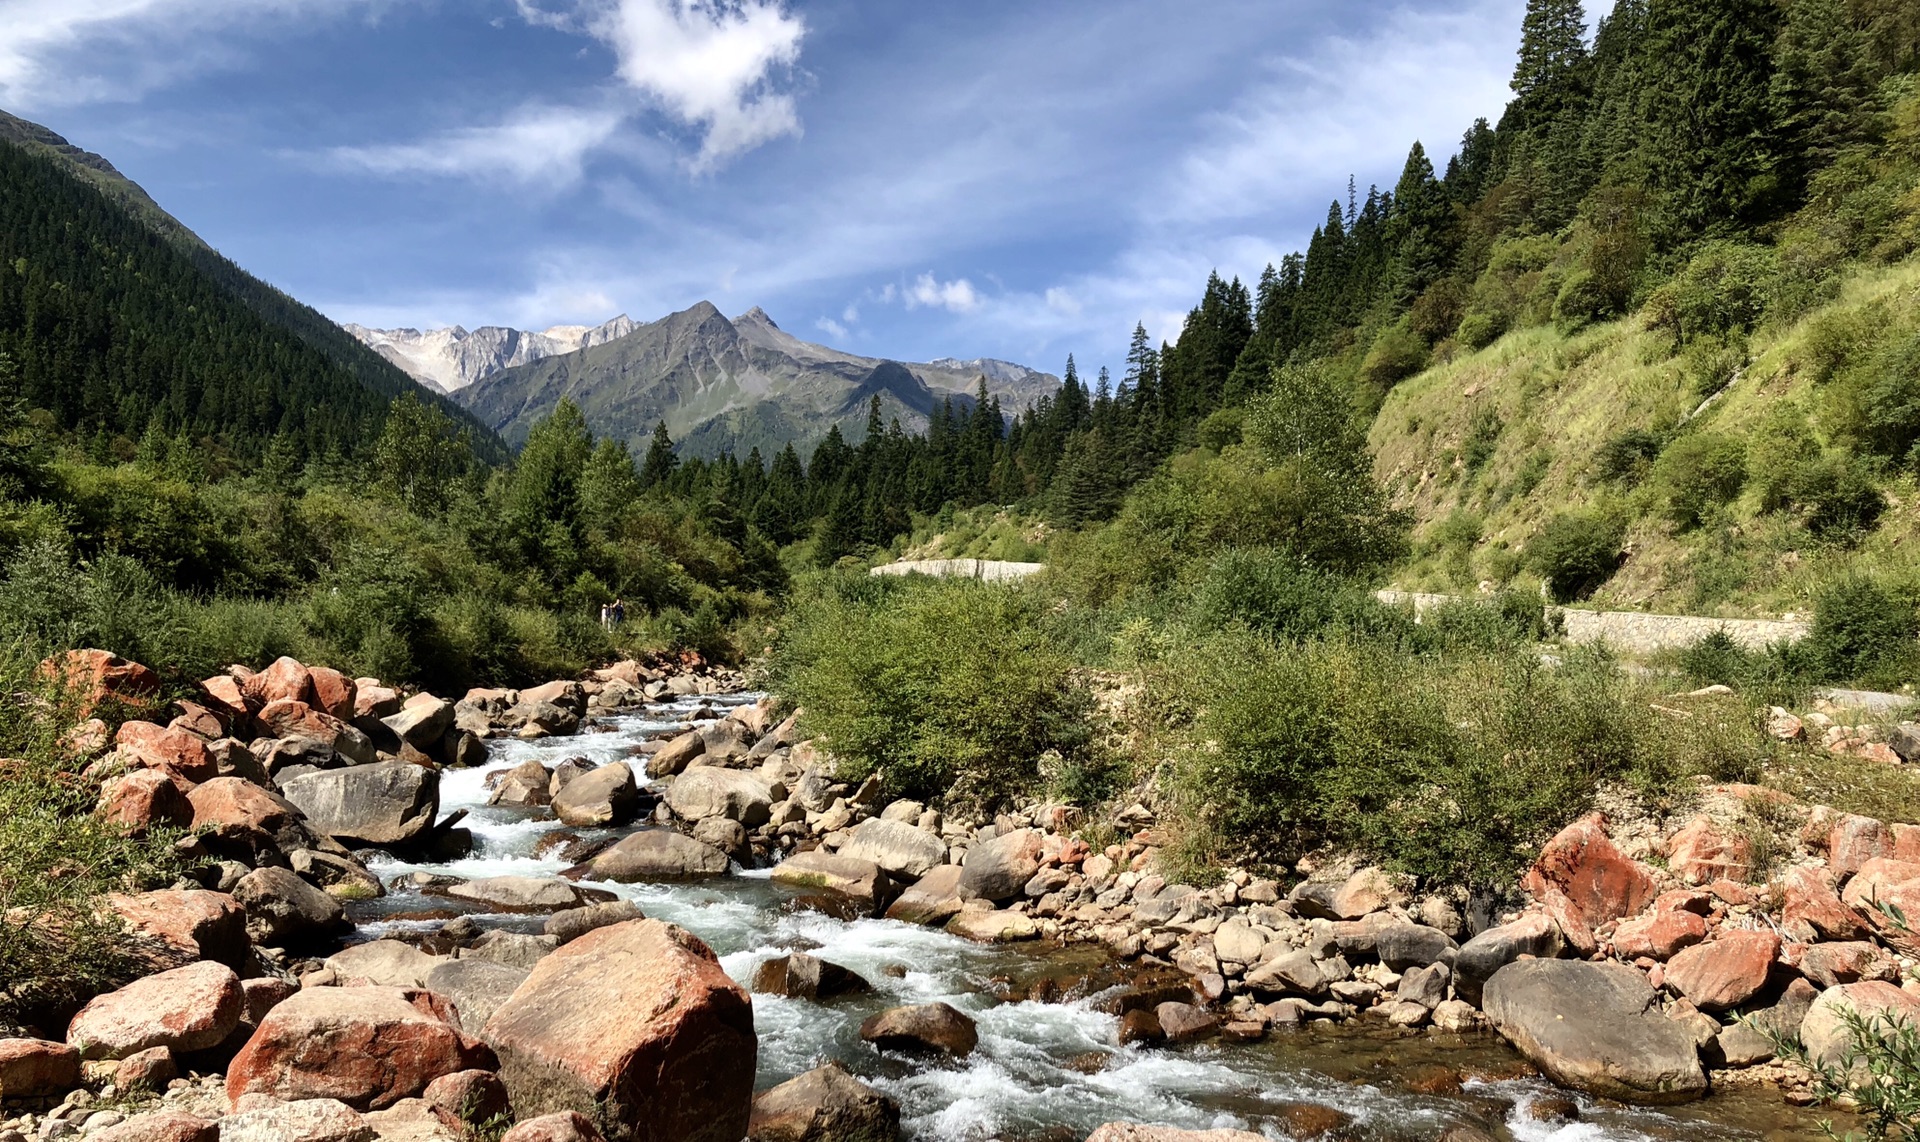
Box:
347 694 1835 1142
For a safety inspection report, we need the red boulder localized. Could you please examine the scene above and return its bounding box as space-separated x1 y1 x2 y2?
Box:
97 769 194 832
227 986 491 1111
1523 814 1658 954
39 649 158 714
244 656 317 707
0 1038 79 1099
115 721 216 787
483 918 755 1142
108 889 250 971
309 667 359 721
1781 866 1870 943
67 960 244 1060
1663 930 1780 1012
1665 818 1754 885
1828 814 1894 879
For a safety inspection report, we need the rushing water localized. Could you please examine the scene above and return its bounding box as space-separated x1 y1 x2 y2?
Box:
349 696 1835 1142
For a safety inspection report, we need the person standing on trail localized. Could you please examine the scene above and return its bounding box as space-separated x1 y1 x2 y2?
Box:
611 599 626 628
600 602 611 631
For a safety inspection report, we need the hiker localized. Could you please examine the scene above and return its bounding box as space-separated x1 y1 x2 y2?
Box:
599 602 612 631
611 598 626 627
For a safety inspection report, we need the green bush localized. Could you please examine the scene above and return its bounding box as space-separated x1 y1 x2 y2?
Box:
1417 591 1547 651
767 573 1091 807
1807 576 1920 688
1528 512 1626 602
0 639 180 1025
1151 633 1715 886
1676 630 1815 706
1861 330 1920 463
1553 269 1615 332
1656 432 1748 528
1454 308 1508 351
1785 453 1887 535
1359 325 1431 390
1186 549 1413 646
1644 241 1778 344
1595 428 1665 483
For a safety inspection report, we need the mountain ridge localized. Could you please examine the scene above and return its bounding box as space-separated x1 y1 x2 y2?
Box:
451 302 1057 459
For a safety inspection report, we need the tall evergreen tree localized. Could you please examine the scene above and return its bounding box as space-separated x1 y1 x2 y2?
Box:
1643 0 1785 234
639 420 679 490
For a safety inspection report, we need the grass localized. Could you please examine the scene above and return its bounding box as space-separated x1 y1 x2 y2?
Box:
1371 255 1920 620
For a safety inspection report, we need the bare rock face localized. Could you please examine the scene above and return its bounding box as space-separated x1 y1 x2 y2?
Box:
1800 981 1920 1076
232 866 350 948
226 986 491 1111
746 1061 900 1142
482 919 756 1142
836 818 945 880
1083 1126 1267 1142
115 721 217 786
1521 815 1658 954
1662 931 1780 1012
325 940 449 989
1481 959 1705 1104
66 960 244 1059
219 1096 376 1142
884 866 966 926
769 850 891 914
858 1003 978 1057
582 830 730 881
502 1112 609 1142
425 959 529 1035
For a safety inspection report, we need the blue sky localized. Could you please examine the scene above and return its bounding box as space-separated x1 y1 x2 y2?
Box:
0 0 1526 376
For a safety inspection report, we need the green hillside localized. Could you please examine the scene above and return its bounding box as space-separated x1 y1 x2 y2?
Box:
0 114 502 464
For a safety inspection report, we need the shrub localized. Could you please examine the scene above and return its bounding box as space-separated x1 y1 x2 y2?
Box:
1553 269 1615 332
1528 512 1626 603
1806 576 1920 687
1861 330 1920 463
1408 280 1469 342
1455 308 1508 351
767 573 1091 807
1461 406 1503 475
1186 549 1413 646
1643 241 1778 344
1676 630 1816 707
0 639 180 1025
1656 432 1748 528
1418 591 1547 651
1153 633 1699 887
1785 453 1887 535
1359 325 1430 390
1595 428 1665 483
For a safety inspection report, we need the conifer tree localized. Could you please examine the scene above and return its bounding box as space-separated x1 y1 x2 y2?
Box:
639 420 679 490
1643 0 1784 234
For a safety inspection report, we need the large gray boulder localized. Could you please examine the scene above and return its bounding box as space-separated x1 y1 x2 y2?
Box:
960 828 1044 903
1800 981 1920 1077
325 940 448 988
836 818 945 880
665 766 772 826
769 850 890 915
1481 959 1705 1104
746 1061 899 1142
489 760 553 808
443 875 599 913
280 763 439 847
1452 912 1563 1006
583 830 730 881
551 763 638 828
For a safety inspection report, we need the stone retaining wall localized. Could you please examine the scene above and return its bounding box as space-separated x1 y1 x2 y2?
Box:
870 559 1046 583
1375 590 1808 654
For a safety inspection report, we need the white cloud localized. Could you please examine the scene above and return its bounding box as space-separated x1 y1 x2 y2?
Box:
324 103 625 185
814 316 848 340
904 273 979 313
1044 287 1081 317
841 302 859 324
521 0 805 171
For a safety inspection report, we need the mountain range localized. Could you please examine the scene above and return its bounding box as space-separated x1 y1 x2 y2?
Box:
439 304 1058 460
344 317 638 395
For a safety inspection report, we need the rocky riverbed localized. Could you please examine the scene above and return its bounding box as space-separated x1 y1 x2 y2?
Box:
0 651 1905 1140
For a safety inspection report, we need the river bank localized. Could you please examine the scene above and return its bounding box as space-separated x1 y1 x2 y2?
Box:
0 651 1906 1140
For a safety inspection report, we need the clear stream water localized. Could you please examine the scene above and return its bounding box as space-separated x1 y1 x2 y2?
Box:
348 696 1834 1142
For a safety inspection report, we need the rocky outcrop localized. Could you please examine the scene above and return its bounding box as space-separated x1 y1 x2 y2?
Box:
481 919 756 1142
552 764 638 828
769 850 891 914
836 818 945 880
0 1039 80 1099
231 866 350 948
1481 959 1706 1104
960 828 1044 902
582 830 731 881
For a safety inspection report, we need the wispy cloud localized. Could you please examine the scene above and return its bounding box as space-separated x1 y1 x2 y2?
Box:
814 316 848 340
0 0 365 107
517 0 805 171
324 103 626 184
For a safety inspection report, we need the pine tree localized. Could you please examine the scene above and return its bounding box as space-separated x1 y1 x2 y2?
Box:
1770 0 1881 196
1642 0 1784 234
580 437 643 531
639 420 679 490
1510 0 1590 129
